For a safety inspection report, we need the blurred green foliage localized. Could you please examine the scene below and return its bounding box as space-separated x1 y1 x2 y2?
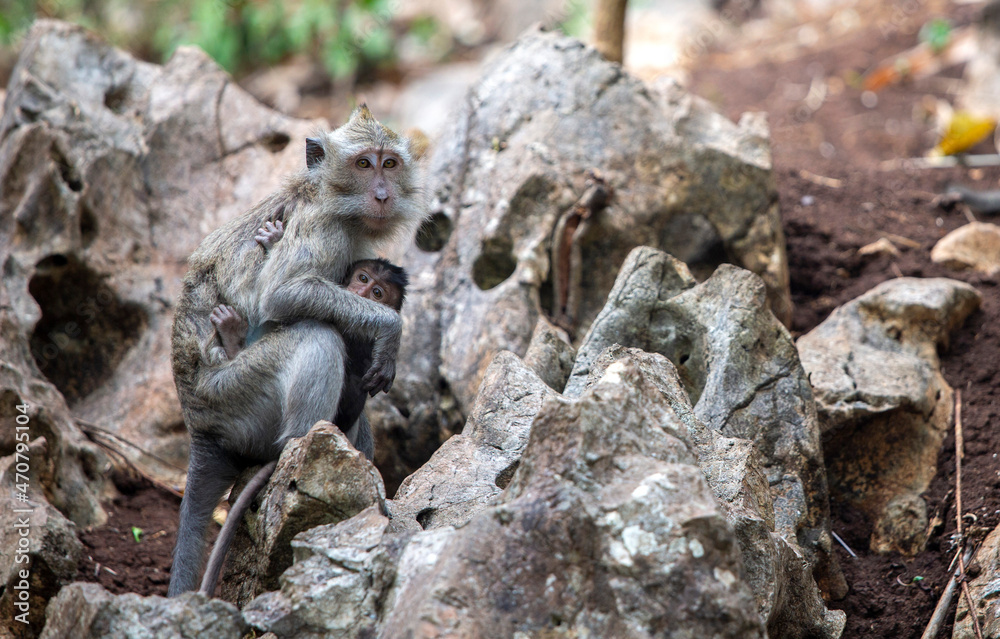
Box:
918 17 952 54
0 0 424 79
557 0 591 39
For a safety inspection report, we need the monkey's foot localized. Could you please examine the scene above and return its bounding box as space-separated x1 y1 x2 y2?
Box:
255 220 284 250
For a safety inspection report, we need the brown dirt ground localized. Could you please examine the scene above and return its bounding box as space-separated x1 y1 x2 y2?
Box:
73 3 1000 637
75 471 187 597
690 2 1000 637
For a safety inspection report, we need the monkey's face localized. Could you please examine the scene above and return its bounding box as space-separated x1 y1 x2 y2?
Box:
351 150 404 230
346 266 402 311
307 106 424 239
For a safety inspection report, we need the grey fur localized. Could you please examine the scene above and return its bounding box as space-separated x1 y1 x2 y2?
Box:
199 460 277 597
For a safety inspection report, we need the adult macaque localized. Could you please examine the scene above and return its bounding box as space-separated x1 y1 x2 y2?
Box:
168 105 423 596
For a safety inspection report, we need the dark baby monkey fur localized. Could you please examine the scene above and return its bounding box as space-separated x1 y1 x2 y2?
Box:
168 105 424 597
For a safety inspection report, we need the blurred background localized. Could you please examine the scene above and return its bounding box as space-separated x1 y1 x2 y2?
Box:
0 0 591 133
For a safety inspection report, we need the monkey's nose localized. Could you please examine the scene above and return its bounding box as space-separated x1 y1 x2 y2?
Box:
375 187 389 202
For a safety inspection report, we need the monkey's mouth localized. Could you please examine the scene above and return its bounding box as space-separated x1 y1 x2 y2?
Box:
365 212 392 231
366 200 396 226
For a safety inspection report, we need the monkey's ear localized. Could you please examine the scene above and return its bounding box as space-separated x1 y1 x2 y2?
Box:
305 137 325 169
405 128 430 161
352 103 376 122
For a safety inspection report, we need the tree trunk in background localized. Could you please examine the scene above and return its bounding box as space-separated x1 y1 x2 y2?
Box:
592 0 628 63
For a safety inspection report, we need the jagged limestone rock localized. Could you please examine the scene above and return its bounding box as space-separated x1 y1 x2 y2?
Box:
417 27 789 409
219 423 385 607
40 583 246 639
931 221 1000 276
247 351 769 638
566 246 845 602
797 277 980 555
387 351 557 534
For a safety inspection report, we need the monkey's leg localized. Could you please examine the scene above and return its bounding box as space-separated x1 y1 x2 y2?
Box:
168 435 240 596
343 413 374 461
275 319 348 448
199 459 277 597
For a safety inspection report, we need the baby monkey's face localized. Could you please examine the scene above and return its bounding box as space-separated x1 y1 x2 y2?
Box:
346 266 402 310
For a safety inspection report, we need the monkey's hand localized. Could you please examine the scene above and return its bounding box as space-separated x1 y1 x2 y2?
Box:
362 333 400 396
254 220 284 251
362 350 396 396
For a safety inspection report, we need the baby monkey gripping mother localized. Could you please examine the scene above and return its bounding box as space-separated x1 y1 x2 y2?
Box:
210 247 410 457
168 106 424 596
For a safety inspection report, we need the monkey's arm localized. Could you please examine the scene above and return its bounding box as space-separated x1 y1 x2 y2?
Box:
260 275 401 394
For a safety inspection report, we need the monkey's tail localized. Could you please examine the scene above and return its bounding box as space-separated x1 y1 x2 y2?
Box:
199 460 278 598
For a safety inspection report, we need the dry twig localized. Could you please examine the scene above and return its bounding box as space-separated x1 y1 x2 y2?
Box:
880 154 1000 171
77 419 186 472
77 419 184 497
954 390 984 639
922 390 984 639
831 530 857 559
921 543 977 639
798 169 843 188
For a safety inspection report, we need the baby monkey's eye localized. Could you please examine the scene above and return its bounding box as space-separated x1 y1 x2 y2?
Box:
382 158 397 168
356 158 372 168
358 272 369 283
373 287 384 300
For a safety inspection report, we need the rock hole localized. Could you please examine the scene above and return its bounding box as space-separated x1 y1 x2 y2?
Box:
416 507 437 529
260 131 291 153
678 353 690 365
471 236 516 291
37 254 68 268
495 460 520 489
29 256 146 405
79 204 98 247
104 84 129 113
538 275 554 317
0 390 27 455
416 211 453 252
50 144 83 192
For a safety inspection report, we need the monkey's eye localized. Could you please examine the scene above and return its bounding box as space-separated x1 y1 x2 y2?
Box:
383 158 397 168
373 287 384 300
356 158 372 168
358 272 369 283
